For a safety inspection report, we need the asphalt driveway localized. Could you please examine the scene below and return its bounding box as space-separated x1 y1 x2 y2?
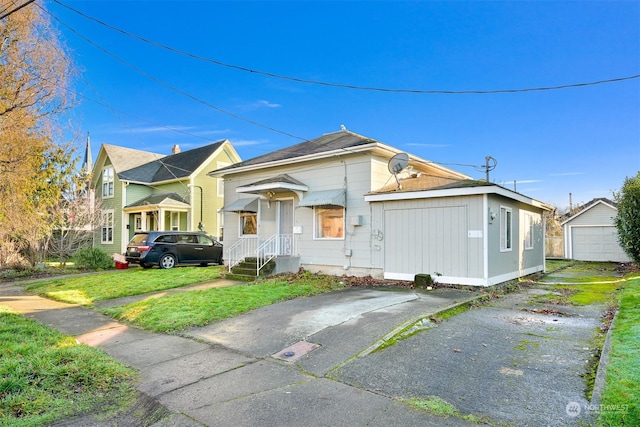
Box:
2 269 613 426
331 288 602 426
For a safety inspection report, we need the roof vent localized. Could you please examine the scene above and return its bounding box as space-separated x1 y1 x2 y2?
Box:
172 144 181 154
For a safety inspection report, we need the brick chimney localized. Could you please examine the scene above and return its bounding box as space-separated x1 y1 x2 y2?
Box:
172 144 181 154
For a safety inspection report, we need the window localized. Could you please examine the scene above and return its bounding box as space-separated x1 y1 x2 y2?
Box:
524 213 534 250
134 215 143 231
171 212 180 230
500 206 512 251
102 167 114 198
240 213 257 236
217 211 224 241
101 210 114 244
314 206 344 239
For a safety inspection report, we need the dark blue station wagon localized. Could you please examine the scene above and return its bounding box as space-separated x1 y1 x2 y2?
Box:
125 231 223 269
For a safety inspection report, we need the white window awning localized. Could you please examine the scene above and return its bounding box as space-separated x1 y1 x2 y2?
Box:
222 197 259 212
298 189 346 208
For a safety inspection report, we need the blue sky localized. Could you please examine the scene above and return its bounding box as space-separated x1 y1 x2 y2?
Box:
50 1 639 209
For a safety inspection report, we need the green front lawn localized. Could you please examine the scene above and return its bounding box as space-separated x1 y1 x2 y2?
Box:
102 272 346 333
0 307 137 427
25 266 225 305
597 275 640 426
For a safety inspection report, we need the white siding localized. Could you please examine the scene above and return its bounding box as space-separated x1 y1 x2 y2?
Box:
570 226 630 262
562 201 630 262
378 196 485 283
222 154 380 275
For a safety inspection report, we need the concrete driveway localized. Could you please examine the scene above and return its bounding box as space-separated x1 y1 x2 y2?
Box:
2 273 611 426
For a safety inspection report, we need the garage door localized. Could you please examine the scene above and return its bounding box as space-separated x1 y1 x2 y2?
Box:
571 226 630 262
384 206 467 278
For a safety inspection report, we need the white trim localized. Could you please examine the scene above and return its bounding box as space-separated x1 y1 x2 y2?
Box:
524 212 534 250
483 194 489 284
384 265 544 287
500 206 513 252
101 209 115 244
560 199 617 226
365 184 552 211
101 166 114 198
313 206 345 240
210 140 470 181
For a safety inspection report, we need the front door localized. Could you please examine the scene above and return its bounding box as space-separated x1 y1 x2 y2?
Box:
277 199 294 255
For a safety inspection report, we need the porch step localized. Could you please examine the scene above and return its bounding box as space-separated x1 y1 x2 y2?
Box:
225 257 276 281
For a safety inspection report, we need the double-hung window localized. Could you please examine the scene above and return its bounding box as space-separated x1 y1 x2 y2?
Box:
500 206 512 251
102 167 114 198
101 210 114 244
314 206 344 239
524 212 534 250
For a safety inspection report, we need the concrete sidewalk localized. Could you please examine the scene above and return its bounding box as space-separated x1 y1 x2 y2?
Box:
0 281 479 427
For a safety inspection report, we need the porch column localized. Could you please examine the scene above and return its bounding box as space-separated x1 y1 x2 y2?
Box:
141 212 147 231
158 208 164 231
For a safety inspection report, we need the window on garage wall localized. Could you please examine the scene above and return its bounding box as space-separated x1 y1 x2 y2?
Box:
500 206 512 251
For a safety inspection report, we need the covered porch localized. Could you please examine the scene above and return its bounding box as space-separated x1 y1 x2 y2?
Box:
221 174 345 277
123 192 191 240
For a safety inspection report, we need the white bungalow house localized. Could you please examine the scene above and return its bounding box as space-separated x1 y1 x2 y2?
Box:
561 198 630 262
209 129 552 286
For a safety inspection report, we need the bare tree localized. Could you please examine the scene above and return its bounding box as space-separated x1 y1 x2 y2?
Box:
0 1 76 266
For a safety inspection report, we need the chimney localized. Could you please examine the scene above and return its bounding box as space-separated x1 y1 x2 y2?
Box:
172 144 181 154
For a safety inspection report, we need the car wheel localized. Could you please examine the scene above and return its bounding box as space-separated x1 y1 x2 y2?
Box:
159 254 176 269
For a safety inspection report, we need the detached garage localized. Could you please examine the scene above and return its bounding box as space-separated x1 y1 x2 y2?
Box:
365 179 553 287
562 198 630 262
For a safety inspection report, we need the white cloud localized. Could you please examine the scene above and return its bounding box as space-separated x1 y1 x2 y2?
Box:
232 139 266 147
406 143 451 148
256 99 281 108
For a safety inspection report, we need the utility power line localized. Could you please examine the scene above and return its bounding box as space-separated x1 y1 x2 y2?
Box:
0 0 36 19
52 0 639 95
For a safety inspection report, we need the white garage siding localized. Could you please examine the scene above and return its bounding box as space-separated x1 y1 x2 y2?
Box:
383 206 468 280
569 226 631 262
562 199 630 263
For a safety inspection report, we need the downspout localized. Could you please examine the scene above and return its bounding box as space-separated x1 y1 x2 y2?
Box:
341 159 351 270
483 194 490 286
190 185 204 231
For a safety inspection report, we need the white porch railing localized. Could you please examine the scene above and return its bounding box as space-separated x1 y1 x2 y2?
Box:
227 234 294 274
226 237 258 271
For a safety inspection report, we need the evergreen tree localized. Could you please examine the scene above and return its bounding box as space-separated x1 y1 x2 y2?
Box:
614 172 640 264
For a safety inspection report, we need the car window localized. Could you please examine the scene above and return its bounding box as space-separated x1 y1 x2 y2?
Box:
129 234 149 245
177 234 198 244
197 235 214 245
155 234 177 243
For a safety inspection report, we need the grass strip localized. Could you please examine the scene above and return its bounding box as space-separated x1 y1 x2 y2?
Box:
25 266 224 305
0 306 137 427
597 276 640 426
404 396 489 424
101 272 346 333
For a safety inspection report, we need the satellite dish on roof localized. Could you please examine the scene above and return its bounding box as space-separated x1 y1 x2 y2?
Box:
388 152 409 174
388 152 409 190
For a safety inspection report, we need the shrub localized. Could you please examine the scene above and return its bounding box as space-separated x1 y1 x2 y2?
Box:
614 171 640 263
72 248 113 270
